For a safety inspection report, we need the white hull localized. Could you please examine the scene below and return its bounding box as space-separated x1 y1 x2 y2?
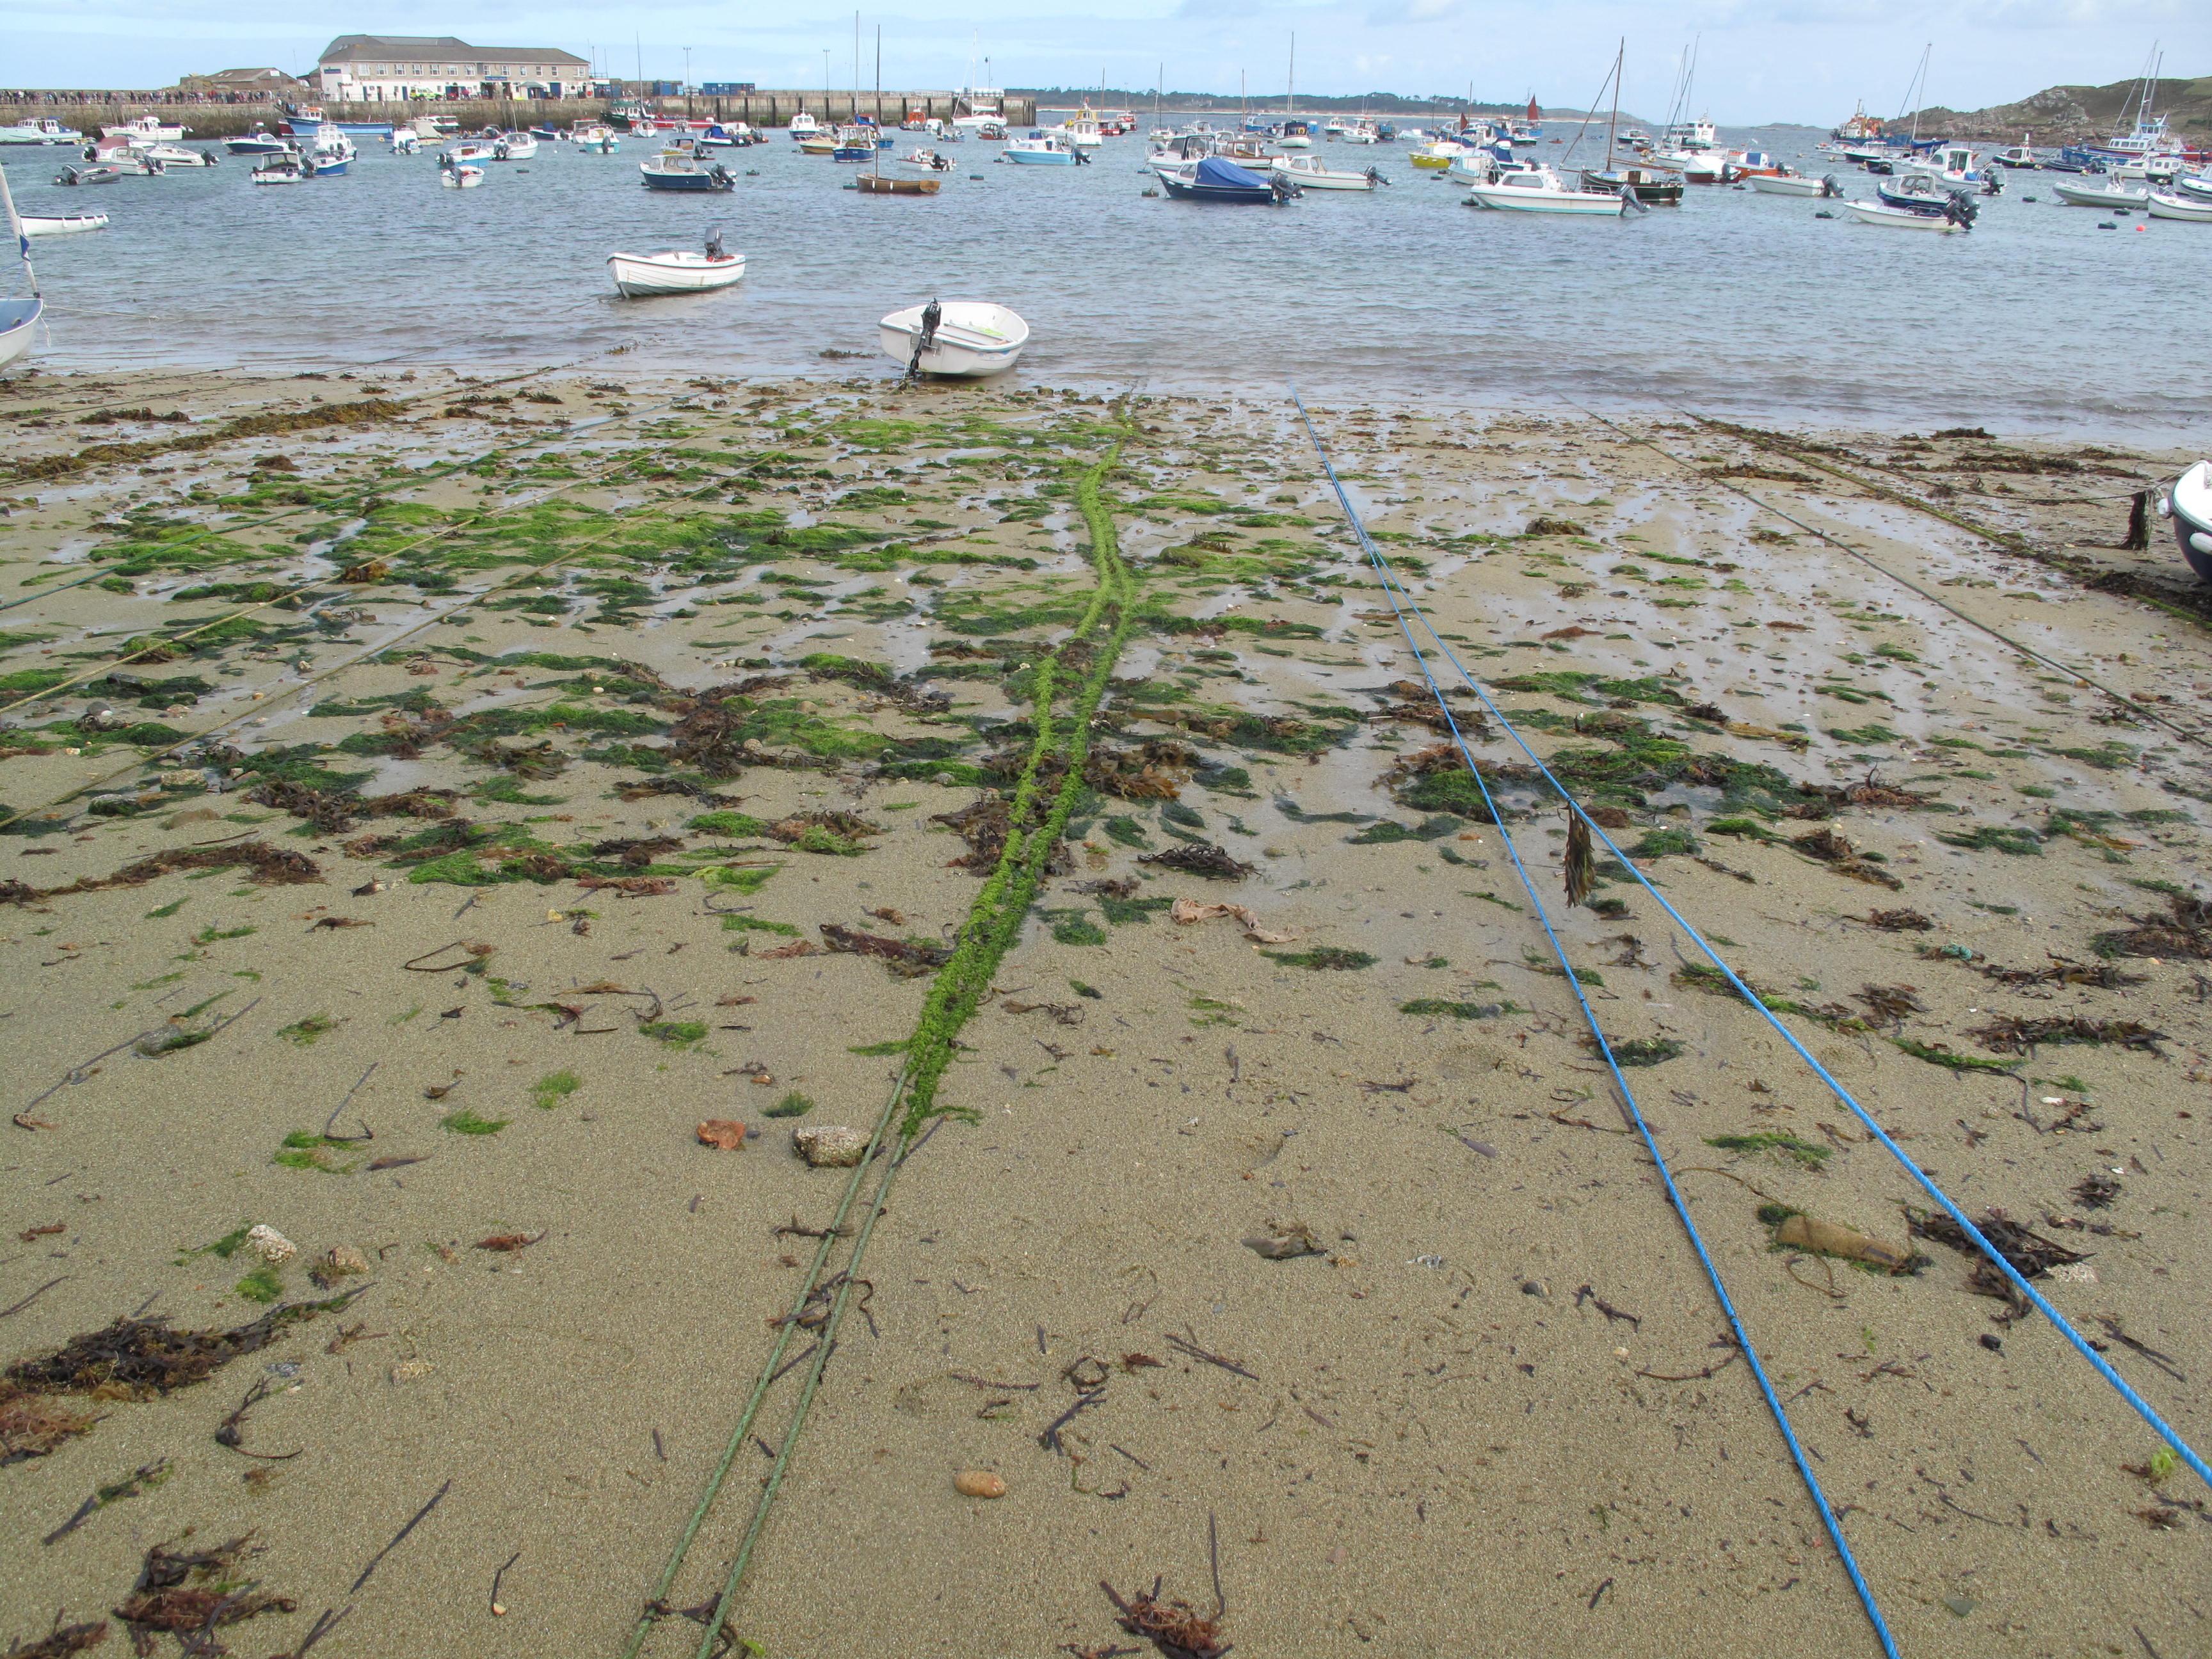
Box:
878 301 1029 378
21 212 108 235
0 299 40 370
1843 200 1964 231
1465 184 1622 214
1272 159 1374 190
2146 191 2212 223
2050 179 2151 209
440 167 485 188
607 249 747 297
101 120 184 142
1749 173 1827 196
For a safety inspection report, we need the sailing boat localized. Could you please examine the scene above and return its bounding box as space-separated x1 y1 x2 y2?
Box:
856 26 942 194
1278 35 1312 148
0 160 42 371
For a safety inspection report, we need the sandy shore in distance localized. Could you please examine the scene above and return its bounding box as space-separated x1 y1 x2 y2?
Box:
0 364 2208 1658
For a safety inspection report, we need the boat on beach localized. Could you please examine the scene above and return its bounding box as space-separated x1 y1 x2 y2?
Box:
0 161 42 372
2164 461 2212 583
607 232 746 298
878 300 1029 377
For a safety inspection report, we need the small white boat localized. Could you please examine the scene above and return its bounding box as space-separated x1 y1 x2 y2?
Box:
227 128 291 156
1271 154 1381 191
1843 199 1968 232
130 141 215 167
0 117 81 145
20 212 108 236
1464 163 1624 215
2146 191 2212 223
2163 460 2212 581
445 140 498 164
100 114 186 143
491 132 538 161
572 124 619 153
899 147 954 172
439 162 485 189
0 161 44 371
1006 132 1082 166
789 111 821 139
250 156 314 186
607 232 746 297
879 300 1029 378
1749 171 1835 196
2050 177 2151 210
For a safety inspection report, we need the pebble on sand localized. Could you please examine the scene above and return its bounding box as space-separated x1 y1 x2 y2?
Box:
954 1470 1007 1498
244 1224 296 1265
696 1119 748 1150
794 1125 870 1167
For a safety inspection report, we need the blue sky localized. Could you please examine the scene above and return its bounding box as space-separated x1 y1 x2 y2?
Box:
4 0 2200 123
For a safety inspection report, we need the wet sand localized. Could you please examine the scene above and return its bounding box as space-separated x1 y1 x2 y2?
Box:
1 366 2208 1658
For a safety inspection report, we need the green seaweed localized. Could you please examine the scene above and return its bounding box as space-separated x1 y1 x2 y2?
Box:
1261 946 1379 971
233 1263 285 1304
442 1106 509 1135
531 1070 581 1110
1399 998 1518 1019
1706 1132 1831 1170
763 1091 815 1119
1891 1038 2015 1073
275 1013 336 1046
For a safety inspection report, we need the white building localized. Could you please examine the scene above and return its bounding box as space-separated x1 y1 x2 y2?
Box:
314 35 593 102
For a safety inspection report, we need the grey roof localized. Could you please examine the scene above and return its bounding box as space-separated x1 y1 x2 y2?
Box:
317 35 589 69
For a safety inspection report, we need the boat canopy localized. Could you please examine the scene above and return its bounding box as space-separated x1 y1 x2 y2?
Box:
1196 156 1267 189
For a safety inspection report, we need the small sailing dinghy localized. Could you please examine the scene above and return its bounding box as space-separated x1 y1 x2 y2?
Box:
0 161 44 371
607 230 747 297
2161 461 2212 583
879 299 1029 378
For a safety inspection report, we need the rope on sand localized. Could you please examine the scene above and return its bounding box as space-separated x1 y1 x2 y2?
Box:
1292 389 2212 1492
1290 386 1904 1659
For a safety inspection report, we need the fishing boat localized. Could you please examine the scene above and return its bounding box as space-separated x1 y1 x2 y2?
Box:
1897 143 1987 191
1409 140 1465 170
2163 461 2212 582
1583 164 1687 204
1271 154 1382 191
490 133 538 161
19 212 107 235
1989 138 2039 169
1747 170 1838 198
1006 132 1083 166
1157 156 1296 204
975 120 1008 141
1843 198 1971 231
573 124 619 153
639 151 736 191
53 164 123 186
529 125 561 143
831 127 877 162
2050 176 2151 209
251 155 314 185
438 161 485 189
607 231 746 297
1342 122 1378 145
1464 163 1624 214
2145 190 2212 223
789 111 821 140
1051 104 1106 148
0 116 81 145
878 299 1029 377
1279 120 1313 151
0 161 41 371
100 114 187 142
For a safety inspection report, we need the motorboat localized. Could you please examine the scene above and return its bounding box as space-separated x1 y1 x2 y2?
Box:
789 112 821 138
639 151 735 191
899 147 954 172
1464 163 1625 214
1747 170 1838 198
1722 150 1785 179
573 124 619 153
0 117 81 145
878 299 1029 377
2162 461 2212 584
1583 165 1687 204
225 126 289 156
2176 174 2212 204
1897 144 1987 191
1342 122 1378 145
831 127 878 162
251 156 314 185
1278 120 1313 150
529 125 561 142
132 142 216 167
700 123 757 147
2146 190 2212 223
490 133 538 161
2050 176 2151 209
439 161 485 188
1649 148 1724 183
1157 156 1296 204
390 128 420 154
1843 198 1971 230
53 164 123 186
1877 173 1966 211
1409 140 1465 170
445 140 498 164
1050 104 1106 148
1006 132 1083 166
1989 142 2040 169
1271 154 1382 191
100 114 187 143
20 212 107 235
975 120 1008 141
608 231 746 297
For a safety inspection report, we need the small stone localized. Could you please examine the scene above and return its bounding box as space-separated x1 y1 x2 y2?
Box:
794 1125 869 1167
1519 1278 1548 1298
392 1359 433 1382
953 1470 1006 1499
311 1245 369 1287
244 1224 296 1265
1243 1228 1320 1260
157 768 204 790
491 1603 508 1617
696 1119 747 1150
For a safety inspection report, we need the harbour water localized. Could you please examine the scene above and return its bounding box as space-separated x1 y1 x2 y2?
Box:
4 121 2207 438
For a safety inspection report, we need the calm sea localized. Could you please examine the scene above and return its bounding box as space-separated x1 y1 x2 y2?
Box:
5 121 2206 440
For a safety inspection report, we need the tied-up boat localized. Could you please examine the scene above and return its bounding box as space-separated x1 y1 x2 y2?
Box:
0 158 42 371
439 161 485 188
2145 190 2212 223
52 164 123 186
573 124 619 153
0 117 82 145
1464 162 1626 215
1747 168 1839 197
879 299 1029 378
1876 173 1966 211
1156 156 1298 204
1271 154 1384 191
252 155 314 185
1006 131 1082 165
607 229 746 297
20 212 107 235
897 148 954 172
100 114 187 143
639 150 736 191
490 132 538 161
1843 196 1975 231
2161 461 2212 583
1582 164 1687 204
2050 176 2151 209
789 111 821 140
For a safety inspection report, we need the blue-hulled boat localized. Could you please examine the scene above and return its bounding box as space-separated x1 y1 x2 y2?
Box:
1156 156 1295 204
640 151 736 191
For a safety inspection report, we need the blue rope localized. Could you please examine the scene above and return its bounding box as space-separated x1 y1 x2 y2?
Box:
1288 390 1902 1659
1290 392 2212 1496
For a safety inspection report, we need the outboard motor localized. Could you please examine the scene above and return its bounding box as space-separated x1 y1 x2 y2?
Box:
1366 166 1390 187
904 298 944 385
709 164 733 188
1982 171 2003 196
705 228 726 260
1270 173 1301 203
1943 191 1978 229
1819 174 1842 198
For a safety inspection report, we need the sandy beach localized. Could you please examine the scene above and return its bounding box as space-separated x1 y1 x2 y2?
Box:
1 365 2206 1658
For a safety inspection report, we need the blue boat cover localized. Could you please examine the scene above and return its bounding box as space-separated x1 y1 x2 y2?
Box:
1194 157 1267 189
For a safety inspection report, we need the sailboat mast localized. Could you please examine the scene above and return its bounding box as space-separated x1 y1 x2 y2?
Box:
0 162 38 298
1287 33 1294 120
873 24 881 174
1605 39 1622 163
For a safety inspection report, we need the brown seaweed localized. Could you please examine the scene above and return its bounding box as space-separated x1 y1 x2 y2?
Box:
115 1532 294 1645
1099 1580 1229 1659
1864 908 1932 931
1788 826 1903 890
1 1617 108 1657
1966 1015 2165 1056
818 923 950 975
24 842 321 902
1137 844 1253 881
6 1292 362 1403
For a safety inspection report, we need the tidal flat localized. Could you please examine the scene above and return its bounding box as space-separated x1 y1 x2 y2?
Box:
1 366 2207 1658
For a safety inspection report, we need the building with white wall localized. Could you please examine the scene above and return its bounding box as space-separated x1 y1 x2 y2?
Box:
314 36 594 102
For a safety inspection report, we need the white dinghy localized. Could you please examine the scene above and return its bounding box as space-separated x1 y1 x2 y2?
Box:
878 299 1029 378
20 212 108 236
1270 154 1384 191
1843 199 1969 232
0 162 44 371
2145 190 2212 223
607 230 747 298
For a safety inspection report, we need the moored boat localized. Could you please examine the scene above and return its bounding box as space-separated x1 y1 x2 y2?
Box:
573 124 619 152
2050 177 2151 209
100 114 186 143
53 164 123 186
1156 156 1296 203
1464 163 1625 214
1583 165 1687 204
1843 198 1971 231
251 155 314 185
1747 170 1838 198
0 117 81 145
878 300 1029 377
607 232 746 297
639 151 736 191
857 173 942 195
439 162 485 188
20 212 108 235
1006 132 1083 166
1271 154 1382 191
2145 190 2212 223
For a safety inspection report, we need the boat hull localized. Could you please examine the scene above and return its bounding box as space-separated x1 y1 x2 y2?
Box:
856 174 942 195
2146 191 2212 222
878 301 1029 378
1464 184 1622 214
0 297 42 370
2050 180 2149 209
1005 148 1077 165
607 250 747 297
1749 173 1827 196
20 212 107 235
2170 461 2212 583
1843 200 1964 230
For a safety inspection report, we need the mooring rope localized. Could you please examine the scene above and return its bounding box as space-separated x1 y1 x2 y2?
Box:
1289 387 1903 1658
1291 390 2212 1499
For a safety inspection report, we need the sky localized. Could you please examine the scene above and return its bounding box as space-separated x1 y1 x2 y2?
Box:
4 0 2202 124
